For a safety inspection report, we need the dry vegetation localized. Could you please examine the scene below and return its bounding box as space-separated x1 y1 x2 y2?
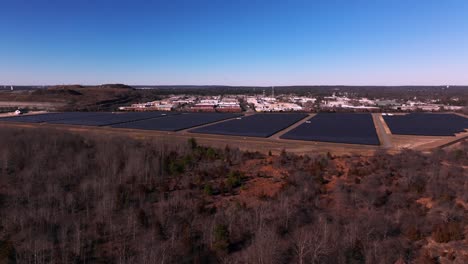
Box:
0 84 140 111
0 128 467 263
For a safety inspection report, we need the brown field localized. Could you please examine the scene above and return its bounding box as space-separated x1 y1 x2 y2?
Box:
0 84 138 111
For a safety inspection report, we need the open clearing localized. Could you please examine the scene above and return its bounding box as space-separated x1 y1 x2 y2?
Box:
1 112 466 156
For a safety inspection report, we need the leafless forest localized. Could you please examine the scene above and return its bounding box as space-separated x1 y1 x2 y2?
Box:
0 127 467 263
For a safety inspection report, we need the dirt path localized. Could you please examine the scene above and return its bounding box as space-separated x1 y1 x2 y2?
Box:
372 113 392 148
268 113 314 140
178 114 245 133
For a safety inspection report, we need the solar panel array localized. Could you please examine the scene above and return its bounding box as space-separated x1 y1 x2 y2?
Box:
281 113 380 145
383 113 468 136
111 113 242 131
190 113 308 138
47 112 175 126
0 112 101 123
2 111 466 143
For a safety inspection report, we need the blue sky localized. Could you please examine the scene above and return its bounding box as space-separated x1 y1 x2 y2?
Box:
1 0 468 85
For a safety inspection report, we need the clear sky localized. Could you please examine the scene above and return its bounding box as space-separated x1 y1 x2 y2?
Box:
1 0 468 86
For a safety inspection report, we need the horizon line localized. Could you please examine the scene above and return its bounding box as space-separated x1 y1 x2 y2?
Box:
2 83 468 87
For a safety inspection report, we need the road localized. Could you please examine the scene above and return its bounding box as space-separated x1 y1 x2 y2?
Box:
372 113 392 148
268 113 314 140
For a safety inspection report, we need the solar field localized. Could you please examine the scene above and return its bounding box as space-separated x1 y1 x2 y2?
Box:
1 111 466 150
111 113 242 131
190 113 308 137
0 112 101 123
280 113 380 145
46 112 175 126
383 113 468 136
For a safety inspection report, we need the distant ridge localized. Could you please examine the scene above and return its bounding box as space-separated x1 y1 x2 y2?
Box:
48 83 134 90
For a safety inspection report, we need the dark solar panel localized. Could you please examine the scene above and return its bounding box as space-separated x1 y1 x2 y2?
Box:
383 113 468 136
190 113 308 137
111 113 242 131
280 113 380 145
47 112 176 126
0 112 101 123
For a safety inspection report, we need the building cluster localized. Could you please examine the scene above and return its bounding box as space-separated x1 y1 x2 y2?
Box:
246 96 303 112
118 100 173 111
394 100 463 111
118 96 195 111
119 95 242 112
320 93 464 112
118 93 464 113
320 93 379 110
190 96 242 112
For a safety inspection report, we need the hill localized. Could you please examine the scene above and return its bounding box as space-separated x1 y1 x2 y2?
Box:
0 84 139 111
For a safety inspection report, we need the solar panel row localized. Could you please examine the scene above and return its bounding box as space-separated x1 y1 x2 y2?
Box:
190 113 309 138
3 111 465 144
47 112 176 126
383 113 468 136
280 113 380 145
111 113 242 131
0 112 102 123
